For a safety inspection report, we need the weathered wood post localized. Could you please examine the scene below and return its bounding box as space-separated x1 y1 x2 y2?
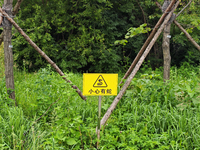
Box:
163 23 171 81
162 0 175 81
99 0 180 129
3 0 17 105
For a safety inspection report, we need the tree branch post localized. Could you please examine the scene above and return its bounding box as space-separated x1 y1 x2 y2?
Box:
3 0 17 105
163 23 171 81
100 0 180 129
176 0 193 18
174 21 200 52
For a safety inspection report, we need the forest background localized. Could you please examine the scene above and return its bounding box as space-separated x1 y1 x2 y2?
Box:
4 0 200 73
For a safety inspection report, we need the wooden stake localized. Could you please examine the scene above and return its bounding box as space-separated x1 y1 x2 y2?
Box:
3 0 17 105
163 23 171 81
99 0 180 129
97 96 102 149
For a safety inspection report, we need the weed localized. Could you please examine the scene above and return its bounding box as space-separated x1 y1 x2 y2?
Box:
0 65 200 149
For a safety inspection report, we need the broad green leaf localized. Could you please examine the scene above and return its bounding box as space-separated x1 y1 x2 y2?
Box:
67 138 77 145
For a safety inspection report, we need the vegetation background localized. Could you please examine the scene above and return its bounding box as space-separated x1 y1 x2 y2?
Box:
4 0 200 73
0 0 200 149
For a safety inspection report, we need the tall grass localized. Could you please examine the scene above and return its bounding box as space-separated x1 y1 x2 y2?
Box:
0 104 47 149
0 59 200 149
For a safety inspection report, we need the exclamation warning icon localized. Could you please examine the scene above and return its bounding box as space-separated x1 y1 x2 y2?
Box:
93 75 107 87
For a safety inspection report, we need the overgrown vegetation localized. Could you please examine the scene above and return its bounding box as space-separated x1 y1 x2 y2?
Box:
0 59 200 149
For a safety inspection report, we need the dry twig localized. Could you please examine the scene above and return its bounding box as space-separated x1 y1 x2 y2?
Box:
176 0 193 18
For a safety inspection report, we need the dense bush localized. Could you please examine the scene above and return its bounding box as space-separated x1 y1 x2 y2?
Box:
11 0 200 73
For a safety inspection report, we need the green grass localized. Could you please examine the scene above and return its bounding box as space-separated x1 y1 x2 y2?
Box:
0 62 200 149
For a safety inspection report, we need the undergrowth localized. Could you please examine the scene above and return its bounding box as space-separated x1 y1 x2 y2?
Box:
0 63 200 149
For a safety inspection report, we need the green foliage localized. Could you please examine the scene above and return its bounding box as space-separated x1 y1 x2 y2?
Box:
171 0 200 66
125 24 151 39
126 65 200 108
12 0 163 72
114 24 151 46
9 0 200 72
13 0 121 73
1 65 200 149
0 82 46 149
0 78 15 107
0 106 46 149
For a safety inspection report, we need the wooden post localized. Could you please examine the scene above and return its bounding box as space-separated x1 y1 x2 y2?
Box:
97 96 102 149
3 0 17 105
99 0 180 129
162 0 174 82
163 24 171 81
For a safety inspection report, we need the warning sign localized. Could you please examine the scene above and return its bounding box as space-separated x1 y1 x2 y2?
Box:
93 75 107 87
83 73 118 96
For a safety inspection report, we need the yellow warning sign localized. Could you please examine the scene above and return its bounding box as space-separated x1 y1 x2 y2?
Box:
83 73 118 96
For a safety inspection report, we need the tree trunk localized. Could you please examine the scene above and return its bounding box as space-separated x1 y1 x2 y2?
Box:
0 0 24 45
162 24 171 81
3 0 17 105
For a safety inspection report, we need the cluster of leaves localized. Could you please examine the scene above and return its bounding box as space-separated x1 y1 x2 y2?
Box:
114 24 151 46
126 64 200 108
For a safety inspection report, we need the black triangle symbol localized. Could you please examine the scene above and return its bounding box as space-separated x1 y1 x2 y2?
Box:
93 75 108 87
